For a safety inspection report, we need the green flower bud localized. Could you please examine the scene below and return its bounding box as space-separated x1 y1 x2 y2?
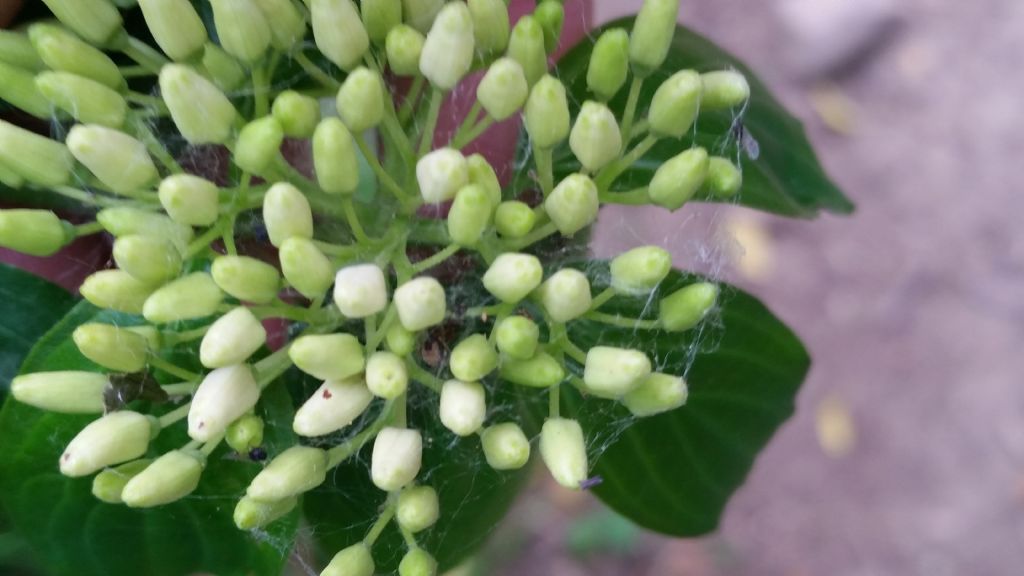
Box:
0 61 50 118
0 159 23 188
122 449 204 507
248 445 329 500
450 334 498 382
28 23 124 89
312 0 370 71
0 120 73 186
477 58 529 121
538 269 592 323
80 270 157 314
312 117 359 194
371 427 422 491
67 124 157 193
0 209 70 257
226 414 265 454
659 282 718 331
629 0 679 76
113 234 182 284
201 42 246 92
73 323 150 373
700 70 750 111
280 237 334 299
252 0 306 49
420 2 474 91
540 417 587 489
234 495 297 530
440 379 486 436
507 16 547 87
524 75 570 149
610 246 672 294
499 352 564 388
294 378 373 437
622 372 687 417
648 70 702 139
137 0 208 61
97 207 194 252
583 346 652 399
322 544 375 576
394 277 447 331
60 411 155 477
211 255 280 304
234 116 284 176
11 371 108 414
274 91 321 139
201 306 266 368
158 174 220 227
534 1 565 54
468 0 510 55
0 30 44 71
570 100 622 172
483 252 543 304
386 323 417 356
704 157 742 198
494 315 539 360
648 147 708 211
143 272 224 324
92 459 151 504
189 366 260 441
210 0 272 63
333 263 389 318
545 173 599 236
494 201 535 239
289 333 365 381
402 0 445 33
40 0 123 46
396 485 439 532
263 182 313 247
386 25 426 76
366 351 408 399
448 185 493 247
160 64 238 144
481 422 531 470
466 153 502 208
337 67 385 132
417 147 469 204
362 0 402 44
399 548 437 576
587 29 629 101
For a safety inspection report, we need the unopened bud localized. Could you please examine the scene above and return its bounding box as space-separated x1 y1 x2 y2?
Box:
60 411 155 477
648 147 708 211
312 0 370 71
234 116 284 176
534 1 565 54
507 16 547 87
189 364 260 441
399 548 437 576
143 272 224 324
92 459 151 504
253 0 306 49
289 333 365 381
248 445 329 500
313 117 359 194
80 270 156 314
40 0 123 46
587 29 629 101
371 427 422 491
469 0 510 54
545 173 599 236
583 346 652 399
0 30 44 71
420 2 474 91
234 495 297 530
417 148 469 204
477 58 528 122
201 43 246 91
226 414 265 454
440 379 486 436
540 418 588 489
333 263 389 318
483 252 542 304
280 237 334 299
394 277 447 331
210 0 272 63
160 64 238 144
28 23 124 89
659 282 718 331
610 246 672 295
113 235 182 285
158 174 220 227
700 70 750 110
386 323 417 356
322 544 375 576
200 306 267 368
68 125 157 193
538 269 592 323
481 422 530 470
263 182 313 247
450 334 498 382
622 373 688 417
648 70 702 139
396 485 439 533
386 25 426 76
704 157 742 198
73 323 150 372
494 201 536 239
11 371 108 414
629 0 680 76
402 0 445 33
448 185 493 247
0 120 72 186
337 67 385 132
466 153 502 208
98 207 194 251
494 316 539 360
294 378 373 437
499 352 564 388
570 101 622 172
0 160 22 188
274 91 321 139
362 0 402 44
137 0 208 61
524 75 570 149
0 61 50 118
122 449 204 507
0 209 70 257
366 351 408 399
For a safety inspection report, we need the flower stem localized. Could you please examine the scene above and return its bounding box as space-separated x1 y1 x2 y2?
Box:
121 36 169 74
583 311 661 330
363 496 397 547
599 186 649 205
533 146 554 196
74 221 104 237
418 88 444 157
595 135 659 191
343 198 370 243
293 51 340 90
405 360 443 394
588 287 617 312
326 401 396 467
410 244 460 273
619 76 644 143
149 355 201 381
399 75 426 126
157 402 192 429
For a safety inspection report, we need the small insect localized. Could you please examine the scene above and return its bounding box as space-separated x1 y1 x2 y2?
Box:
731 121 760 160
249 447 268 462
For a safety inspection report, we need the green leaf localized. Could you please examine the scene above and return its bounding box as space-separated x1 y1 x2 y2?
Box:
553 18 854 218
564 264 810 536
0 301 299 576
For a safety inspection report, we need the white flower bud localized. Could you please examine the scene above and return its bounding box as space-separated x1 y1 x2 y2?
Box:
440 379 486 437
622 373 688 417
477 57 529 122
138 0 208 61
234 495 298 530
210 0 271 63
419 2 474 91
480 423 530 470
537 269 592 323
73 323 150 373
11 371 108 414
67 124 158 194
122 449 204 508
293 378 373 437
482 252 543 304
569 101 622 172
322 543 375 576
416 148 469 204
365 351 408 399
545 173 599 236
158 174 220 227
188 365 260 442
396 485 439 533
143 272 224 324
247 445 329 500
394 277 447 332
399 548 437 576
333 263 389 318
449 334 498 382
540 418 588 489
288 333 365 381
263 182 313 248
371 427 422 491
312 0 370 72
60 411 155 477
200 306 267 368
582 346 652 399
610 246 672 295
160 64 238 145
